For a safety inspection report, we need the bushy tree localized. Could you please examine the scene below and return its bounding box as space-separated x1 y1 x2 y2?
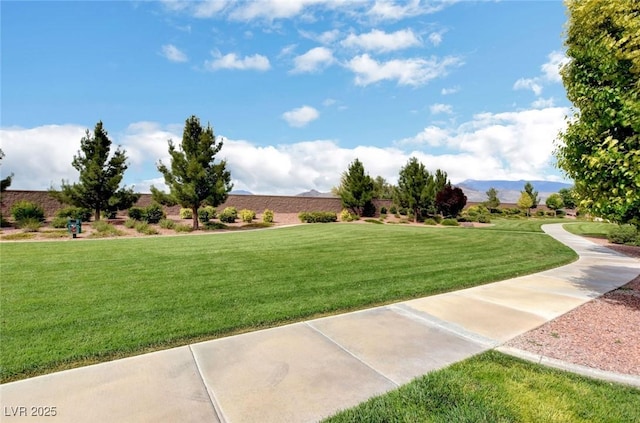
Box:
435 185 467 217
556 0 639 227
152 115 232 230
523 182 540 209
372 176 395 200
337 159 375 216
558 187 577 209
517 192 534 217
50 121 139 221
546 193 564 216
484 187 500 212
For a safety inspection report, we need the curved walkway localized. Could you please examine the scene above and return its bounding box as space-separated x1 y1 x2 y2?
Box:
2 224 639 422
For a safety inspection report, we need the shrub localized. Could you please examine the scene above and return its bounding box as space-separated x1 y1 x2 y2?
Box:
298 211 337 223
398 207 408 216
197 205 216 223
535 210 545 217
203 222 228 230
546 211 556 217
56 206 92 222
144 203 165 224
159 219 175 229
262 209 274 224
11 201 45 223
556 209 566 217
389 205 398 214
134 221 158 235
239 209 256 223
608 225 639 245
18 218 42 232
441 218 460 226
101 210 117 219
51 216 68 228
457 216 470 223
477 214 491 223
124 218 136 229
179 208 193 219
380 206 387 214
174 223 192 233
90 220 123 237
219 207 238 223
424 218 437 226
340 209 357 222
128 207 145 221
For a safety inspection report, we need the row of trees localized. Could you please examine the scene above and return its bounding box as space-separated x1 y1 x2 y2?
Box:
48 116 232 230
334 158 467 222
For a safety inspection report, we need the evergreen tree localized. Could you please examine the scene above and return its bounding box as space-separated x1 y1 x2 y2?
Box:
337 158 375 216
153 115 232 230
51 121 138 221
484 187 501 212
396 157 433 222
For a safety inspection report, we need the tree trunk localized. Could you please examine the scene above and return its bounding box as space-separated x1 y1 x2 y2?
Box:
192 206 199 230
95 208 101 221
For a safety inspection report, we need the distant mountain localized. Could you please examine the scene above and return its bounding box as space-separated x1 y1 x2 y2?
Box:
230 190 253 195
457 180 573 203
296 189 336 198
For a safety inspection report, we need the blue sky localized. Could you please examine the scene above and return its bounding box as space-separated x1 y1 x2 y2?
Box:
1 0 572 195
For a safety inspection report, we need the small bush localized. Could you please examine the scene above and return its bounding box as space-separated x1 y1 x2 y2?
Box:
556 209 566 217
477 214 491 223
124 218 136 229
102 210 117 219
340 209 357 222
441 218 460 226
128 207 145 221
90 220 123 237
380 206 387 214
203 222 228 231
298 211 337 223
144 203 165 224
457 216 470 223
535 210 546 217
159 219 176 229
239 209 256 223
11 201 45 223
398 208 408 216
389 205 398 214
56 206 92 222
262 209 274 223
424 218 438 226
608 225 639 245
134 221 158 235
219 207 238 223
174 223 192 233
198 205 216 223
51 216 68 228
18 218 42 232
180 208 193 219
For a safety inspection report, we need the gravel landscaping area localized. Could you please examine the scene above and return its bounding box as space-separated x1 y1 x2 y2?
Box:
506 238 640 376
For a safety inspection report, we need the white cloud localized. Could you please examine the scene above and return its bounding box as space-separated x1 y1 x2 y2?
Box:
367 0 454 21
282 106 320 127
428 31 444 46
531 97 555 109
441 86 460 95
541 51 569 83
396 126 450 147
205 52 271 71
160 44 188 63
341 28 421 52
300 28 341 44
513 78 543 96
291 47 334 73
228 0 326 21
513 50 568 95
430 103 453 115
192 0 229 18
346 53 463 86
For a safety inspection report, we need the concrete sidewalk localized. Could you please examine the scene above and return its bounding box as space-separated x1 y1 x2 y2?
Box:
2 224 639 422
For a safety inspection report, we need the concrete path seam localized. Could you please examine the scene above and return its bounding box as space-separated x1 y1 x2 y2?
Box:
188 345 228 423
389 304 500 349
304 321 400 388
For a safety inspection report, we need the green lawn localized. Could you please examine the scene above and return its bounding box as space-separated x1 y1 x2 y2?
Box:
1 223 576 381
324 351 640 423
480 217 569 233
563 221 617 238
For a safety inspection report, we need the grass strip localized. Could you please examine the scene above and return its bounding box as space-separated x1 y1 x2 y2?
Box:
324 350 640 423
1 224 576 381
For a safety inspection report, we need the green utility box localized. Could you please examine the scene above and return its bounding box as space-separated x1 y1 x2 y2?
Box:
67 219 82 238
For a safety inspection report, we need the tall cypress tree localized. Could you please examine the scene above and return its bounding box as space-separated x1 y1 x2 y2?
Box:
153 115 233 230
338 158 375 216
